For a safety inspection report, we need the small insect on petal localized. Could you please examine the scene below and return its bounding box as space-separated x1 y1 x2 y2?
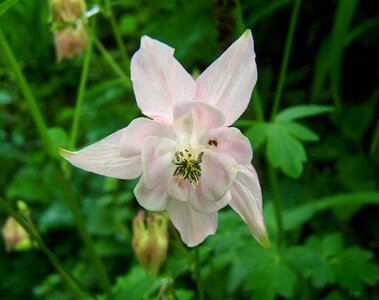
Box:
208 138 218 147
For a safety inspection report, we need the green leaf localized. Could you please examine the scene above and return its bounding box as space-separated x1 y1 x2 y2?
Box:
245 121 270 149
281 121 320 142
283 191 379 231
275 105 334 121
0 0 17 16
113 266 160 300
333 247 379 295
245 255 297 300
266 124 307 178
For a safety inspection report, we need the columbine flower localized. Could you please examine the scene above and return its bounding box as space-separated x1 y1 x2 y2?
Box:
132 210 168 276
60 30 269 247
2 217 32 252
53 23 88 61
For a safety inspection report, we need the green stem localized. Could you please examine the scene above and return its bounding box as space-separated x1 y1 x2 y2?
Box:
194 248 205 300
0 29 112 297
0 29 54 158
0 198 87 299
69 24 94 149
267 165 285 247
270 0 302 120
93 37 131 88
103 0 130 71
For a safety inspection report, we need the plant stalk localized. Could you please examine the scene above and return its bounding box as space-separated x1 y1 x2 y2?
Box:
270 0 302 120
0 29 112 297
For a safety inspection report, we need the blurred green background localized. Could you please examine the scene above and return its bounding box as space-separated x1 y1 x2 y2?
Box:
0 0 378 299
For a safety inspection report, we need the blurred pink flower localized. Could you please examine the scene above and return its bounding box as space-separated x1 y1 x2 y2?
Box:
54 23 87 61
61 30 269 247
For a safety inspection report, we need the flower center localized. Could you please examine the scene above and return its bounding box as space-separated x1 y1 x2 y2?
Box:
172 149 204 186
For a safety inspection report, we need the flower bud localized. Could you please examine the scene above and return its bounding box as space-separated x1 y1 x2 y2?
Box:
2 217 32 252
50 0 86 24
132 210 168 276
54 23 88 61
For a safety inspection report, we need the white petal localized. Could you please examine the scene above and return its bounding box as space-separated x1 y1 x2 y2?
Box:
196 30 257 125
167 176 190 202
134 176 168 211
189 190 231 213
120 117 175 157
196 150 239 202
230 165 270 247
141 136 177 189
131 36 196 123
167 200 218 247
173 101 226 143
203 127 253 165
60 129 142 179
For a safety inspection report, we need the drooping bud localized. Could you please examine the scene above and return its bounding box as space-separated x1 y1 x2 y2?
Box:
50 0 86 24
132 210 169 276
53 23 88 61
2 216 32 252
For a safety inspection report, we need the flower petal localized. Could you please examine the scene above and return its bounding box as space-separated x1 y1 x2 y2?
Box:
189 190 231 213
173 101 225 143
120 118 175 157
60 129 142 179
131 36 196 123
141 136 177 189
196 30 257 125
167 199 217 247
229 165 270 248
196 150 239 202
203 127 253 165
134 176 168 211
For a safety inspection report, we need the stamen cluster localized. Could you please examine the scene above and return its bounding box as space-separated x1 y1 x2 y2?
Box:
172 150 204 186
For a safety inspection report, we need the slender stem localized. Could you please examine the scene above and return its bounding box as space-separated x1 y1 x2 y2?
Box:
0 197 87 299
93 36 131 88
267 165 285 247
0 29 54 158
69 24 94 149
270 0 302 120
103 0 130 71
0 29 112 297
194 248 205 300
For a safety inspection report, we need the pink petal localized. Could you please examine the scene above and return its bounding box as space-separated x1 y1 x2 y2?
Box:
141 136 176 189
131 36 196 123
167 200 217 247
189 190 231 214
60 129 142 179
172 102 225 143
196 30 257 125
195 150 239 202
167 176 190 202
134 176 168 211
230 165 270 248
119 117 175 157
203 127 253 165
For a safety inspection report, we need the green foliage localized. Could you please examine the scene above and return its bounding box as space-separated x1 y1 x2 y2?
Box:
0 0 17 16
1 0 378 299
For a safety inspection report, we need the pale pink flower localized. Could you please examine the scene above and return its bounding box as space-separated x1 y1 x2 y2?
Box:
60 30 269 247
